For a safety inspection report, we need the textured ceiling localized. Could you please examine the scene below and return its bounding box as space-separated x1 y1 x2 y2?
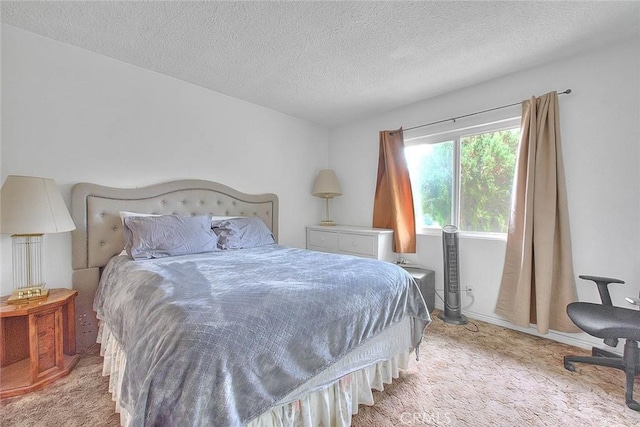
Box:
2 1 639 128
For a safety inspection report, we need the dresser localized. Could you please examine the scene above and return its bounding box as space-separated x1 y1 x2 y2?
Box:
306 225 394 261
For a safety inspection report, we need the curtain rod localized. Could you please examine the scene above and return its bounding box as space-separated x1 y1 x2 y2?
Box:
400 89 572 133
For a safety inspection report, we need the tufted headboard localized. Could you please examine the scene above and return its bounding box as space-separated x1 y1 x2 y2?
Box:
70 179 278 350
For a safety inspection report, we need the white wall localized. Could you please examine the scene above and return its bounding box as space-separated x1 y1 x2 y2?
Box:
329 36 640 350
0 25 330 296
3 24 639 351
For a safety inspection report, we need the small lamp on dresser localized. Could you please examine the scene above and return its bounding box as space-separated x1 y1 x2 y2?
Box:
0 175 76 303
312 169 342 226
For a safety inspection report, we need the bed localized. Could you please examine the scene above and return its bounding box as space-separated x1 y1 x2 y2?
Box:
70 179 431 426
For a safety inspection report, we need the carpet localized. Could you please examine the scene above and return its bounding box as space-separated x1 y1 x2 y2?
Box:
2 313 639 426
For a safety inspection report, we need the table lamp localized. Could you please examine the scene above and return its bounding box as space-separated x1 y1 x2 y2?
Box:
312 169 342 226
1 175 76 304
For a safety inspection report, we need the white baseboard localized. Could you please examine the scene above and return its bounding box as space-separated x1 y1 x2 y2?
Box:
432 302 623 355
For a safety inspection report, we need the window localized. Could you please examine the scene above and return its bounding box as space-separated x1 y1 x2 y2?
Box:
405 118 520 234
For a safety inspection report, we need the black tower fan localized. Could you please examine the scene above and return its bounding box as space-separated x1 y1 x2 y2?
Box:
438 225 468 325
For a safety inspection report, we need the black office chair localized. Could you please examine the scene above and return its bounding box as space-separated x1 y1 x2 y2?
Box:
564 275 640 410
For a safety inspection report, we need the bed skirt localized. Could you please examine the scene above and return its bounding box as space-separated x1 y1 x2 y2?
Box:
98 322 411 426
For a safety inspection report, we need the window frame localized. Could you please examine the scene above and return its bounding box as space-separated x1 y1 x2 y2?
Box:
404 117 521 239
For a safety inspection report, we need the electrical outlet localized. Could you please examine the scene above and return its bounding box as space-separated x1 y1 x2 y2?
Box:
77 313 94 335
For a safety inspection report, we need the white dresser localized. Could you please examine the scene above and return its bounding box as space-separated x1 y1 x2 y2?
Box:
306 225 394 261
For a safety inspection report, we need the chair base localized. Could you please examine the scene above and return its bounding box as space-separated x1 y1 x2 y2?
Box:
564 340 640 411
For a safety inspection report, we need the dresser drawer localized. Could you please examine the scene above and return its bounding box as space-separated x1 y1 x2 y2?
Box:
308 229 338 250
306 225 393 261
338 233 376 257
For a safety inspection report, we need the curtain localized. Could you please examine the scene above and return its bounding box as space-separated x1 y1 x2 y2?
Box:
373 128 416 253
495 91 579 334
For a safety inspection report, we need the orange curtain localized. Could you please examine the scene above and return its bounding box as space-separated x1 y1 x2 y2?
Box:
373 128 416 253
495 92 579 334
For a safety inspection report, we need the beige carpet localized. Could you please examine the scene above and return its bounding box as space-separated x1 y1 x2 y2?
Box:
2 313 639 426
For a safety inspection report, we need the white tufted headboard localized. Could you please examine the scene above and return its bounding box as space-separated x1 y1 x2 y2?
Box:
70 179 278 350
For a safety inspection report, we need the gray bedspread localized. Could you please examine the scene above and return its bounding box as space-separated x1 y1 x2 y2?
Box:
94 245 431 426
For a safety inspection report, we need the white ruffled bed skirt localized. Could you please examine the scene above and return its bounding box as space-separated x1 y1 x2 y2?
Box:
97 322 410 426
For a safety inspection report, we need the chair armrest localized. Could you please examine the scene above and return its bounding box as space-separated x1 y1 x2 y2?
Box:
578 275 625 285
578 275 625 306
625 297 640 307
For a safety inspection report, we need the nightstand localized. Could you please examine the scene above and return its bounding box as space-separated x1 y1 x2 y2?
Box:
0 288 80 398
306 225 394 261
399 266 436 313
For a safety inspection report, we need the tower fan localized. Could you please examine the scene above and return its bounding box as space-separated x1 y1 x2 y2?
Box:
438 225 468 325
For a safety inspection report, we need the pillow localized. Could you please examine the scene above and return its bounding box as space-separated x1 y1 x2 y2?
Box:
119 211 161 250
210 215 242 227
120 212 236 245
119 210 159 222
124 214 218 259
212 217 275 249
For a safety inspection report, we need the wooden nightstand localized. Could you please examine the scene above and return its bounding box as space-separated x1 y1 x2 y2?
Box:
0 288 80 398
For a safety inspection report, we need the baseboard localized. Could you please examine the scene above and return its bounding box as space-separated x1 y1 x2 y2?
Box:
432 302 622 355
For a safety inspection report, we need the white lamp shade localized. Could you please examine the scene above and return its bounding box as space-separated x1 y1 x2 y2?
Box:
1 175 76 235
312 170 342 198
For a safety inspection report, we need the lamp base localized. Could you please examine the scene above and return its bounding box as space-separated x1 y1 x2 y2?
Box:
7 286 49 305
319 219 336 226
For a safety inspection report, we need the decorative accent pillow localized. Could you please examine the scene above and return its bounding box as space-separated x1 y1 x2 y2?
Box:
212 217 275 249
124 215 218 260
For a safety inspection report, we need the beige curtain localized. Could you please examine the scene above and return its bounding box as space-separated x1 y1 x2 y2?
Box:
373 128 416 253
495 92 579 334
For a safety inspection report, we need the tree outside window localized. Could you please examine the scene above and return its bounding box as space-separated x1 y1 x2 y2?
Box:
406 126 519 234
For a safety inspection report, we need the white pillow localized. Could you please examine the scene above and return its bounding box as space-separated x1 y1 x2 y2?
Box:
210 215 242 220
119 211 160 224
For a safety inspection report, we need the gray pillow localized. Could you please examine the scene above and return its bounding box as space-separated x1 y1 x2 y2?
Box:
119 211 161 251
212 217 275 249
124 215 218 260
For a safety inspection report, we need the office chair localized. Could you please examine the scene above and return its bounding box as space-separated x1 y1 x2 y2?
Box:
564 275 640 410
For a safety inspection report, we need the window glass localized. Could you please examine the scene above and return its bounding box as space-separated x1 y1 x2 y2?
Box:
406 141 453 228
460 129 519 233
405 121 520 234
